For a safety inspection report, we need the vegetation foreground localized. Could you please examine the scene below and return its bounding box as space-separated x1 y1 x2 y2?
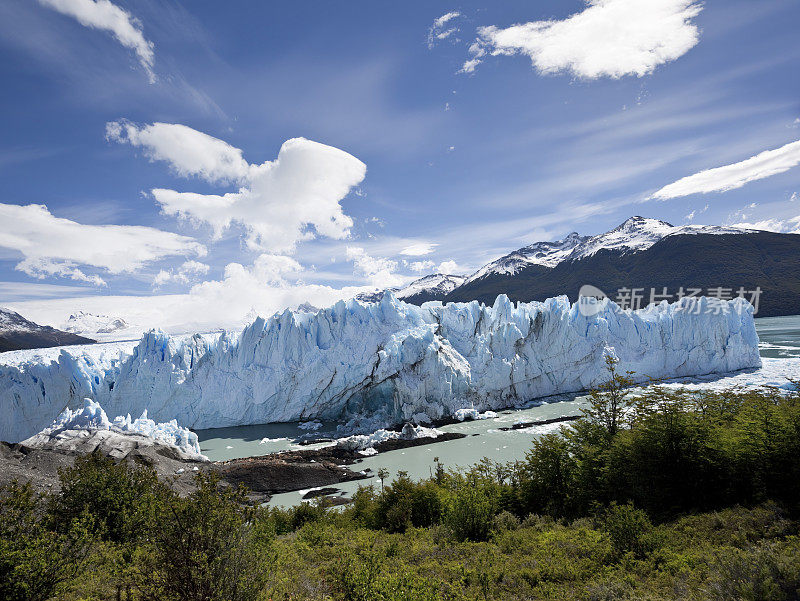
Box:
2 361 800 601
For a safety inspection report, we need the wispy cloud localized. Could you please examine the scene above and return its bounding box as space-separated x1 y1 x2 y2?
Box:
428 11 462 49
400 242 437 256
733 215 800 234
37 0 155 81
652 139 800 200
0 203 205 286
462 0 702 78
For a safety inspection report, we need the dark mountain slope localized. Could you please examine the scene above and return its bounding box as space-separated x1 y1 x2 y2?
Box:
0 308 95 352
438 232 800 317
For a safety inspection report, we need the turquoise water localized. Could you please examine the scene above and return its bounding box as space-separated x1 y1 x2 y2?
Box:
756 314 800 359
194 314 800 506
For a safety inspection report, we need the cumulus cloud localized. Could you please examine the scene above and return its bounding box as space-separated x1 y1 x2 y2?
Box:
437 260 461 275
178 256 368 330
428 11 462 49
408 260 435 273
106 121 249 184
13 255 380 335
38 0 155 82
732 215 800 235
152 260 210 287
109 121 367 253
346 247 404 288
652 140 800 200
462 0 702 78
400 242 437 256
0 203 205 286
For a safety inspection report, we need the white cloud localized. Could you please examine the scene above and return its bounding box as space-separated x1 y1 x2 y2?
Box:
0 203 205 286
732 215 800 234
346 247 404 288
438 260 461 275
109 121 367 253
107 121 249 184
652 140 800 200
428 11 462 49
791 192 797 202
152 260 210 287
11 258 375 335
38 0 155 82
408 260 435 273
400 242 437 256
434 12 460 29
463 0 702 78
684 203 709 222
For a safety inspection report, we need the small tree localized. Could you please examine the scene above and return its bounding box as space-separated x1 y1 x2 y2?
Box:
583 355 637 439
377 468 390 493
0 481 94 601
134 472 270 601
444 485 496 542
51 451 163 544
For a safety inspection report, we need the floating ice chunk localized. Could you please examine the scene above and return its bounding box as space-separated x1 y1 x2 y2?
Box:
454 408 498 421
259 436 290 444
298 420 323 431
336 422 443 452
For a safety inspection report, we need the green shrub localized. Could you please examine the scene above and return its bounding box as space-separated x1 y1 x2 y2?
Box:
376 474 443 533
492 510 520 532
444 485 496 542
133 472 271 601
50 451 164 544
0 481 94 601
600 502 653 557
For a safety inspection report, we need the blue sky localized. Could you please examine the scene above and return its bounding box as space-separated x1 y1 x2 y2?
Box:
0 0 799 330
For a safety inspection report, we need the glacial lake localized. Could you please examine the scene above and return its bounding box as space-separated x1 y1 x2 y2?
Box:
196 314 800 507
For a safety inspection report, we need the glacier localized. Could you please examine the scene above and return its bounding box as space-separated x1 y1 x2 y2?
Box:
0 293 761 443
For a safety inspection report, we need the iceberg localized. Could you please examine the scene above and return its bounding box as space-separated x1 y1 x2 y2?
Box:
335 423 444 453
25 398 206 459
0 293 760 443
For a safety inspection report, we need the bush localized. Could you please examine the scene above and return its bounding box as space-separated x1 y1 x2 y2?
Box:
600 502 653 557
492 510 520 532
133 472 271 601
376 474 443 533
444 485 496 542
50 451 164 544
331 549 442 601
0 481 94 601
705 539 800 601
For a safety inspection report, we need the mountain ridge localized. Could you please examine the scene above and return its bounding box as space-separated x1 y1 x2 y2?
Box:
0 308 96 352
390 217 800 316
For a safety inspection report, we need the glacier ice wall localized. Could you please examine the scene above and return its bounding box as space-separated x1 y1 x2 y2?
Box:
0 294 761 442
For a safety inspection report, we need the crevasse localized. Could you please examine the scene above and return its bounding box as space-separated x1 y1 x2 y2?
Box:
0 293 761 442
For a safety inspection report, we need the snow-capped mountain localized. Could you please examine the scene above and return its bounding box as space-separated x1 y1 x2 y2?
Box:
465 232 588 283
355 274 466 304
467 217 750 284
396 274 466 299
384 217 800 316
62 311 129 336
0 308 95 352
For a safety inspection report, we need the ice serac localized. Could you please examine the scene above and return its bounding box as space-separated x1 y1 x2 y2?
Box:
0 294 761 442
